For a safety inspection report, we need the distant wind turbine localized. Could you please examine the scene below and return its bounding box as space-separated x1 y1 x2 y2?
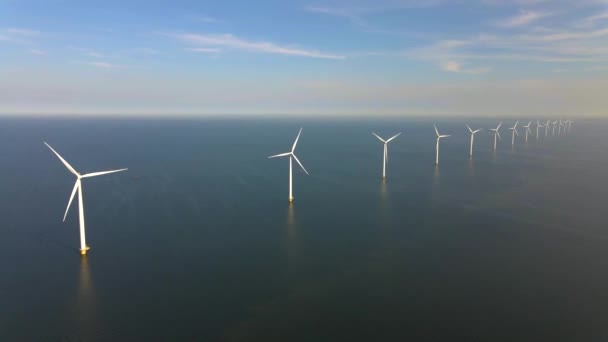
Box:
434 124 450 165
552 120 558 135
545 120 550 136
45 142 127 255
466 125 482 158
490 122 502 151
372 132 401 180
268 128 309 203
509 121 519 146
536 120 543 141
523 121 532 143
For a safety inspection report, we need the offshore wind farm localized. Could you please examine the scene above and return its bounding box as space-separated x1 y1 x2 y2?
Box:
2 116 607 342
2 0 608 341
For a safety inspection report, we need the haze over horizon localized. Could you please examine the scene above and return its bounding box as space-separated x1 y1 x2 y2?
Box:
1 0 608 117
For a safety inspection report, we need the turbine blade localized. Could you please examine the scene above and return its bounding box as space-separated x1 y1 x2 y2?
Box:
291 128 303 152
63 180 79 222
292 154 309 175
514 129 519 136
268 152 291 158
81 168 128 178
473 129 482 133
496 122 502 130
372 132 386 143
440 135 451 138
497 131 502 140
386 132 401 143
467 125 473 133
44 142 79 176
434 124 440 137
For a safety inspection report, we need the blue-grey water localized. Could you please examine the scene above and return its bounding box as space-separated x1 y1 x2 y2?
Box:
1 117 607 341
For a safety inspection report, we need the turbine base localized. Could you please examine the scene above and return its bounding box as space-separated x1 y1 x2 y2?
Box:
288 197 293 203
80 246 90 255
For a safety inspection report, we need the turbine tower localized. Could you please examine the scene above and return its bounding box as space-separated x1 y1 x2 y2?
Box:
509 121 519 146
268 128 309 203
490 122 502 151
372 132 401 180
558 119 563 135
466 125 482 158
545 120 550 136
434 124 450 165
523 121 532 143
536 120 543 141
45 142 127 255
552 120 558 135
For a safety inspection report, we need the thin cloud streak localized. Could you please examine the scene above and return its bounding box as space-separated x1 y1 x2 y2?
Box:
493 10 553 28
174 33 346 59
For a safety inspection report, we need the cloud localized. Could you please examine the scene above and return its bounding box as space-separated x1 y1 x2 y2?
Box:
493 10 553 28
441 61 491 74
173 33 346 59
29 49 47 55
6 28 40 36
85 61 130 69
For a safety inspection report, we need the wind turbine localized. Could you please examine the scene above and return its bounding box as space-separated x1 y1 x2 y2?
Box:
523 121 532 143
545 120 550 136
434 124 450 165
490 122 502 151
558 119 564 135
509 121 519 146
372 132 401 180
466 125 482 158
268 128 309 203
536 120 543 141
552 120 558 135
44 142 127 255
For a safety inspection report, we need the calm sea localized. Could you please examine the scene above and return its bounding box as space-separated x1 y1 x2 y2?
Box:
1 117 607 341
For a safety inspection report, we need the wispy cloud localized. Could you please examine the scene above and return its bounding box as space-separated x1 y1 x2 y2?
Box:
441 61 491 74
85 61 130 69
29 49 47 56
6 28 41 36
174 33 346 59
493 10 553 28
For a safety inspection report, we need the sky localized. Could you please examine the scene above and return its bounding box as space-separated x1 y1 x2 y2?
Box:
1 0 608 117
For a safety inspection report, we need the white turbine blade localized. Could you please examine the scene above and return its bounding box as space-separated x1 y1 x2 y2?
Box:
386 132 401 143
372 132 386 143
466 125 473 133
514 129 519 136
496 131 502 140
291 128 303 152
514 120 519 128
440 134 451 138
63 180 79 222
434 124 440 137
268 152 291 158
81 168 128 178
44 142 79 176
473 129 482 134
496 122 502 130
292 154 309 175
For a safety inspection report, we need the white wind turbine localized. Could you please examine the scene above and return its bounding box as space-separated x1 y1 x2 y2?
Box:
434 124 450 165
268 128 309 203
45 142 127 255
509 121 519 146
523 121 532 143
552 120 558 135
536 120 544 141
466 125 482 158
372 132 401 180
490 122 502 151
545 120 550 136
558 119 564 135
